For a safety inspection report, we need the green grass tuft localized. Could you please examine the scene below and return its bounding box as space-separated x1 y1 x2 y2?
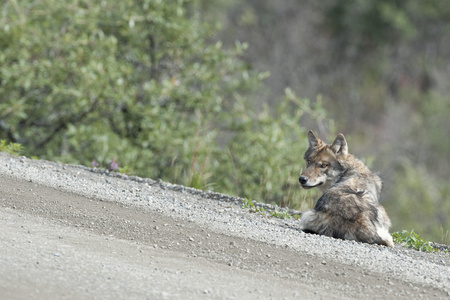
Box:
241 198 255 209
392 230 436 252
270 210 291 219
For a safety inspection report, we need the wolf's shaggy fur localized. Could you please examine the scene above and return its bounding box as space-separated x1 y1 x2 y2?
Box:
299 131 393 247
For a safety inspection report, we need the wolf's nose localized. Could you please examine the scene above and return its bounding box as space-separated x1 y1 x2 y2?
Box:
299 176 308 185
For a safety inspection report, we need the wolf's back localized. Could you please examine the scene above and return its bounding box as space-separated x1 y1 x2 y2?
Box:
302 179 393 246
299 131 394 247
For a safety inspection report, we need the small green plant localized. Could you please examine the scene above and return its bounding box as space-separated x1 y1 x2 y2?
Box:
241 198 266 215
118 166 133 175
0 140 23 156
255 206 266 214
270 210 291 220
241 198 255 209
241 198 292 219
392 230 436 252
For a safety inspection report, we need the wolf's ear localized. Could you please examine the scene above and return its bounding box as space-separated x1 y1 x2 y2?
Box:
307 130 322 148
330 133 348 155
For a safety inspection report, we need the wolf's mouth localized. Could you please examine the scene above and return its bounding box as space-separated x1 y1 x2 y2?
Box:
301 182 323 189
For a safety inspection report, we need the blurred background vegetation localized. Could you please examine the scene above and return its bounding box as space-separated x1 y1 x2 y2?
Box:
1 0 449 244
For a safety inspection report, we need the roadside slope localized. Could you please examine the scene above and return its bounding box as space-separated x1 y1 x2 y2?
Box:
0 153 449 299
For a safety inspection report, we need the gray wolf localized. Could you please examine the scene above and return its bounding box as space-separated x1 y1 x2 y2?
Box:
298 131 393 247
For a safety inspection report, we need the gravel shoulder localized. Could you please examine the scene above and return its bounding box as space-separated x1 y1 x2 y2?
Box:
0 153 449 299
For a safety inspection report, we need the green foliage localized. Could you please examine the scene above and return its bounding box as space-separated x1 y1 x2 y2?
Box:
241 199 292 219
420 92 450 176
240 198 266 215
0 0 333 212
0 0 260 183
322 0 450 56
214 89 333 209
185 137 214 190
324 0 408 51
0 140 22 156
269 210 291 220
392 230 436 252
241 198 291 219
241 198 255 209
384 160 450 245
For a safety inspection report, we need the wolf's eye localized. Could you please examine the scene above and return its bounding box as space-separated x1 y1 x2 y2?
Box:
320 162 329 168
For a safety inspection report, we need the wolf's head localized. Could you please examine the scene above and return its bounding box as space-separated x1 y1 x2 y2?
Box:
299 131 348 191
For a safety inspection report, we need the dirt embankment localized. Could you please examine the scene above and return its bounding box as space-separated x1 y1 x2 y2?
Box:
0 154 449 299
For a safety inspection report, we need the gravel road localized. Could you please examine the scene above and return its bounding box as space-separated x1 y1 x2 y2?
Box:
0 153 449 299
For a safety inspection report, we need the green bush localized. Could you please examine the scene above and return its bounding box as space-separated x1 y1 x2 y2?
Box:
0 0 260 180
0 1 333 211
0 140 22 156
